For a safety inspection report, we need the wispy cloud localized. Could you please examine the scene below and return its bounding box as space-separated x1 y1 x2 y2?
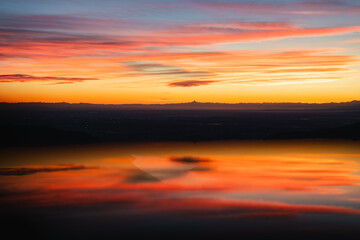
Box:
125 61 211 79
152 1 360 15
169 80 216 87
342 39 360 43
0 74 99 84
0 12 132 31
155 25 360 46
2 16 360 60
0 1 359 102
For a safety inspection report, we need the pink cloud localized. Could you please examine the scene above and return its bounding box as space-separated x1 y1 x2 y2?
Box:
343 39 360 43
155 25 360 46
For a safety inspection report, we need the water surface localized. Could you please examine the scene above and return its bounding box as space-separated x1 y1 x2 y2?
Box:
1 140 360 239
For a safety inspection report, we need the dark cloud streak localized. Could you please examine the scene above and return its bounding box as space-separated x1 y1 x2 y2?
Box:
0 12 131 31
0 74 99 84
168 80 216 87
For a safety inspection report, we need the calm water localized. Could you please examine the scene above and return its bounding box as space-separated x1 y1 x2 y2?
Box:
1 140 360 239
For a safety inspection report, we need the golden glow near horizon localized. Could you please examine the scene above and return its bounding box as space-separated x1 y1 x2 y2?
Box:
0 0 360 103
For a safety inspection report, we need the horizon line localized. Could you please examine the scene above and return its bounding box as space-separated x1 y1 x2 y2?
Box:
1 100 360 105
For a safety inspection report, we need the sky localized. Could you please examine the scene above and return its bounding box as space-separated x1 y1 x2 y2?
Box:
0 0 359 104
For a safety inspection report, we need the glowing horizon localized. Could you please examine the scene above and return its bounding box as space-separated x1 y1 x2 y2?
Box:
1 0 360 104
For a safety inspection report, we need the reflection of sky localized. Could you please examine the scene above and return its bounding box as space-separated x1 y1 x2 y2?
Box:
1 141 360 223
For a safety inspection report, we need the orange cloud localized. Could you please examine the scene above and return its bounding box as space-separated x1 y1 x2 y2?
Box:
0 48 356 87
1 12 359 91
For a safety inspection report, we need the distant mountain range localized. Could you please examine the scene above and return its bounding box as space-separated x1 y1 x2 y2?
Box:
1 100 360 110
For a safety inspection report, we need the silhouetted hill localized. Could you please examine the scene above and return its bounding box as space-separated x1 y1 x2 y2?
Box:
1 125 96 146
268 122 360 140
1 101 359 145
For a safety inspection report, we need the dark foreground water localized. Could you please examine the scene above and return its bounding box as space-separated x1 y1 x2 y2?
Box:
1 140 360 239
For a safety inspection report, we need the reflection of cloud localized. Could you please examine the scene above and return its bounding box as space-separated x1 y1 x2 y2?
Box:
124 165 212 183
190 166 212 172
168 80 216 87
1 149 360 222
135 169 189 181
0 164 94 176
161 198 360 219
129 156 212 182
0 74 98 84
3 185 360 219
124 170 160 184
170 156 211 163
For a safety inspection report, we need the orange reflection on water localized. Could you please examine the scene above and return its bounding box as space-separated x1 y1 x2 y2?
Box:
0 141 360 220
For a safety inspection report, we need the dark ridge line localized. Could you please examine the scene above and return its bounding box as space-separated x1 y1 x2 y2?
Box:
1 100 359 110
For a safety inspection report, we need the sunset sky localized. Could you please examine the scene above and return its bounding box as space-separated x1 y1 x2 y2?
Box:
0 0 359 103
